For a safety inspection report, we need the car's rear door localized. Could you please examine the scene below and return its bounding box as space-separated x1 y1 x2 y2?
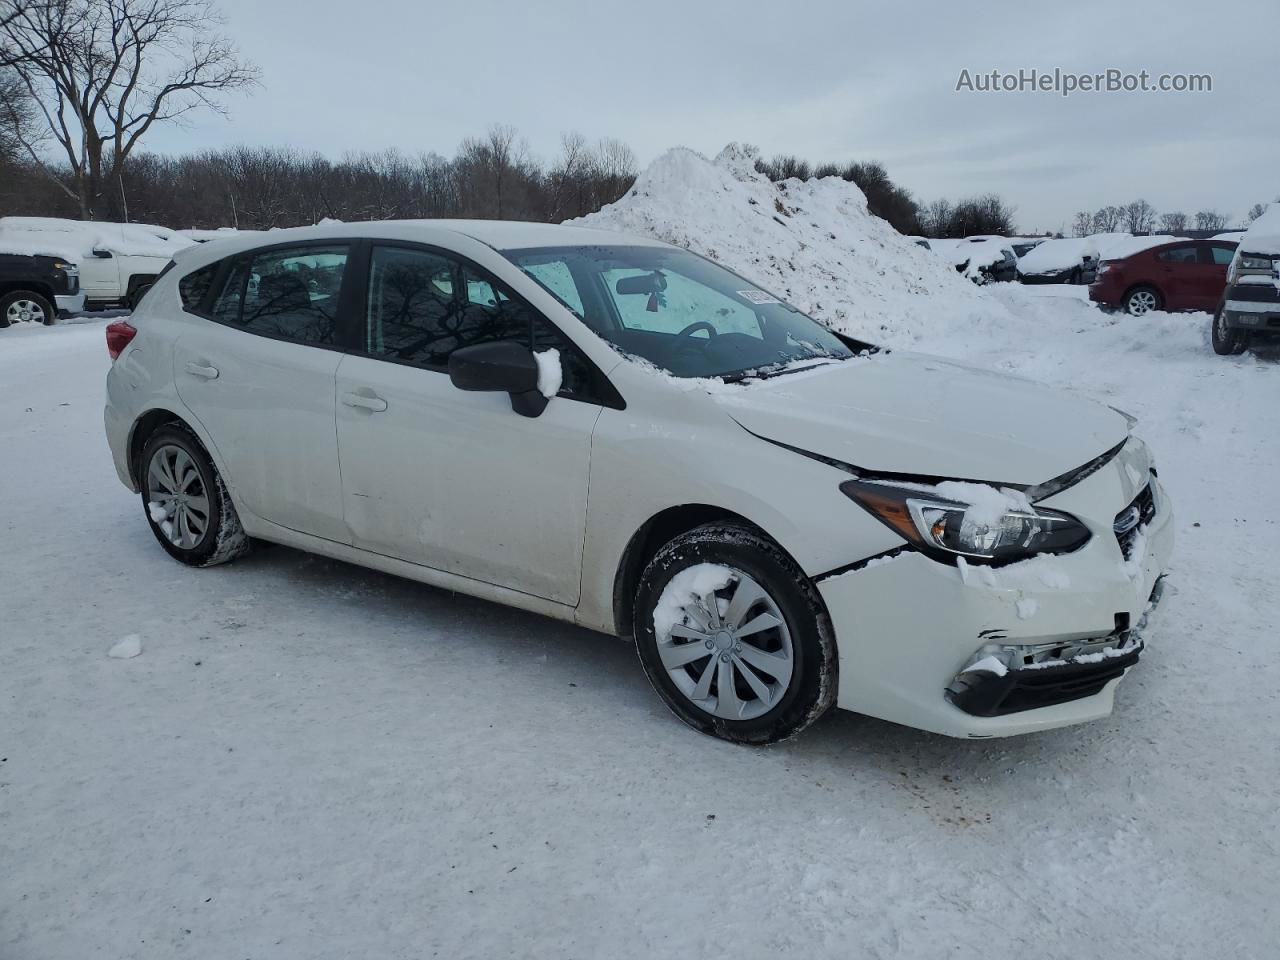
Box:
172 242 354 543
1152 243 1209 308
333 242 605 605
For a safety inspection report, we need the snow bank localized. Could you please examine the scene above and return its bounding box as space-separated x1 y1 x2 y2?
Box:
572 144 1006 347
0 216 193 264
1239 205 1280 255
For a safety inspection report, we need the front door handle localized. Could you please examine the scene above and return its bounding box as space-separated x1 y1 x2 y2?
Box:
342 391 388 413
185 361 219 380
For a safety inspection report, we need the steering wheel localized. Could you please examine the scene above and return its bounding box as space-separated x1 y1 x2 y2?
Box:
676 321 718 340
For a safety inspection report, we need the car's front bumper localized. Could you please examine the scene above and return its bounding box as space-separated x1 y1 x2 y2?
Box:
818 448 1173 738
55 291 86 317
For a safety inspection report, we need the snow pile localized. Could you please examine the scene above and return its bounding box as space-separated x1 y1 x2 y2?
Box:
107 634 142 659
572 144 1007 347
0 216 193 264
1239 205 1280 255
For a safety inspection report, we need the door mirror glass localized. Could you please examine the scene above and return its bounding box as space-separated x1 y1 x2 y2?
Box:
448 340 548 417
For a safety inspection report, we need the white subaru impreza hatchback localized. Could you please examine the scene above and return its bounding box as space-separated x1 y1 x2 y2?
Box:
104 220 1173 743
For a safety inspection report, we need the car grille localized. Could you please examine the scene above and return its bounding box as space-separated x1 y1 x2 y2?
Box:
1113 483 1156 559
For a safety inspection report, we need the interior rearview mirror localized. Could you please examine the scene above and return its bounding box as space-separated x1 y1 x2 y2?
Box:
615 272 666 296
448 340 548 418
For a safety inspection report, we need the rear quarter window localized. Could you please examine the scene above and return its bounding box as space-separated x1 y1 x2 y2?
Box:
178 263 219 312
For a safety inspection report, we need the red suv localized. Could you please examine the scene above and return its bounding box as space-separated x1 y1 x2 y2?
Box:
1089 239 1237 316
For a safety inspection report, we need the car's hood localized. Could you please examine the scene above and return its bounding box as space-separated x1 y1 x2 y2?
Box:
712 352 1129 486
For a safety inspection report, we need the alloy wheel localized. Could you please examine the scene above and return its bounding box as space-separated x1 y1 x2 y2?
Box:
146 444 212 549
6 299 46 325
655 570 794 721
1127 290 1158 316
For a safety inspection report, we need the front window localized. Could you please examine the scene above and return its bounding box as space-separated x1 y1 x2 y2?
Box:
503 245 858 379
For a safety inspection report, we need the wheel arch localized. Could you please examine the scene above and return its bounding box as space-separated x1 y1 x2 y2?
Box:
611 503 798 642
128 407 220 490
0 281 56 301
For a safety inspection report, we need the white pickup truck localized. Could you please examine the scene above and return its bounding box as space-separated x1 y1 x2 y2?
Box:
0 217 194 310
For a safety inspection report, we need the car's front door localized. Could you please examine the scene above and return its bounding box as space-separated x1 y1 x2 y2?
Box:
334 243 604 605
173 242 353 543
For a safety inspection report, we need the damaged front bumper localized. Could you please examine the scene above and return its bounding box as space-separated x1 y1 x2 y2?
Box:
945 577 1163 717
817 442 1174 739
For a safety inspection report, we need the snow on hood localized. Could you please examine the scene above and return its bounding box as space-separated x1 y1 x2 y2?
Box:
1240 205 1280 255
709 352 1129 486
0 217 193 264
570 144 1000 348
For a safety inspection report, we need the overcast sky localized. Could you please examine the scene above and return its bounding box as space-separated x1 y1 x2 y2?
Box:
147 0 1279 233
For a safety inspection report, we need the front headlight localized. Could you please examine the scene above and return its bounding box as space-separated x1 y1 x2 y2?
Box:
54 262 79 276
841 479 1091 565
1240 256 1274 271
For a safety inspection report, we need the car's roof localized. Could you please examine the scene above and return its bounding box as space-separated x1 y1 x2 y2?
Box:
173 218 669 266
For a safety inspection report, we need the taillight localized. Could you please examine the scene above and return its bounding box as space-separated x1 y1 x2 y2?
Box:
106 320 137 360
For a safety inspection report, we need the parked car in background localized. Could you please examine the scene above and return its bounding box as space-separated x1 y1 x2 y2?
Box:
1018 234 1178 285
1089 239 1237 315
0 217 192 309
929 238 1016 284
1212 206 1280 355
0 251 85 329
103 220 1172 744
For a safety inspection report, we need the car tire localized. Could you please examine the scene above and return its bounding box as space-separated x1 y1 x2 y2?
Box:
1 290 56 327
1123 286 1162 316
140 422 252 567
1211 306 1250 356
632 522 837 745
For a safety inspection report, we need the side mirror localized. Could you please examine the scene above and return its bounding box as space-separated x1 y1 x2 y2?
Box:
448 340 548 418
92 248 114 259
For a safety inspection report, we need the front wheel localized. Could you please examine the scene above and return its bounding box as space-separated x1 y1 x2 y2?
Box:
1 290 56 328
1211 307 1250 356
633 523 837 744
140 423 252 567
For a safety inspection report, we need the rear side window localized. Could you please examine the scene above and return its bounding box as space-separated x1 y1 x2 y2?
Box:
207 245 350 345
1209 245 1236 265
179 263 219 312
1156 245 1198 264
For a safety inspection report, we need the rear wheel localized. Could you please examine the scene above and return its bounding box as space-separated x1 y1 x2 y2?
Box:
1211 306 1250 356
140 423 252 567
1124 286 1162 316
1 290 55 327
633 523 837 744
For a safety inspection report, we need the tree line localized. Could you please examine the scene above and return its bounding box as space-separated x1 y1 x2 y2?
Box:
1068 200 1266 238
0 126 641 228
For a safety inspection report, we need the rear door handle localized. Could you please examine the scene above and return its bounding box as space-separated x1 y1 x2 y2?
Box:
342 391 388 413
184 361 219 380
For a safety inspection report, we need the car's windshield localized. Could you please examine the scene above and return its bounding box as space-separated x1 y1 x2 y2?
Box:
501 244 859 379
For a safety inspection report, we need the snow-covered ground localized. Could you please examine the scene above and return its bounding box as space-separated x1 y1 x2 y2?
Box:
3 160 1278 956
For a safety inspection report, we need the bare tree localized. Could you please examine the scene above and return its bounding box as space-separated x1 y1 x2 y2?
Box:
1070 211 1092 237
1194 209 1228 232
1158 211 1187 233
1091 205 1122 233
1120 199 1155 234
0 0 257 219
1247 202 1269 222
